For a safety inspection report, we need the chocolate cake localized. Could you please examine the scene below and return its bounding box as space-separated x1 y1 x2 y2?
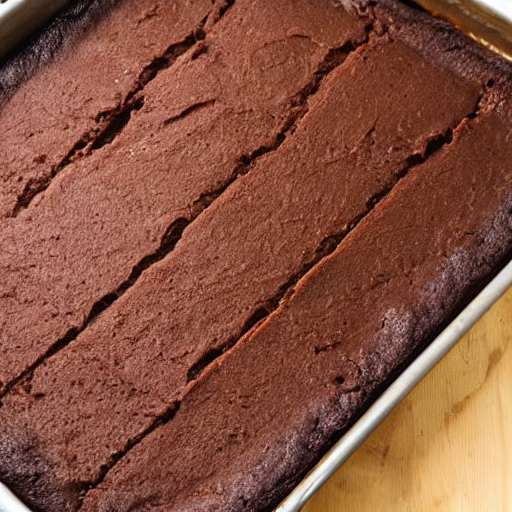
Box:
0 0 511 511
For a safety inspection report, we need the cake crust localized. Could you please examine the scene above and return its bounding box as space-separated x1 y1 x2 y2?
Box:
0 1 511 511
0 0 215 219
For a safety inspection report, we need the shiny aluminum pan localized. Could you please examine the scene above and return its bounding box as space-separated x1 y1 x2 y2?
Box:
0 1 511 512
414 0 512 60
0 0 69 59
1 263 511 512
0 485 31 512
276 259 512 512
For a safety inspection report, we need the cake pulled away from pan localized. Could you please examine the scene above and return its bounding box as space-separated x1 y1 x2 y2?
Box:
0 0 511 511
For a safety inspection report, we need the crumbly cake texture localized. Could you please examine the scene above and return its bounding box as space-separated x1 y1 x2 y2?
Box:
0 0 214 218
0 0 368 393
0 1 511 511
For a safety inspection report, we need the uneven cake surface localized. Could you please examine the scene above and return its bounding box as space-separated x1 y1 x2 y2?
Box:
0 1 511 511
0 31 481 492
82 78 512 512
0 0 216 218
0 0 368 393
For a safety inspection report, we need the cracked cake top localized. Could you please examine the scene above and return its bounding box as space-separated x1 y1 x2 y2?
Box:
0 1 511 511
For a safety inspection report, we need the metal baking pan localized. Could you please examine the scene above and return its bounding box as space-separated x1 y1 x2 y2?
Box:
0 0 69 60
0 1 511 511
276 259 512 512
1 262 511 512
414 0 512 61
0 485 31 512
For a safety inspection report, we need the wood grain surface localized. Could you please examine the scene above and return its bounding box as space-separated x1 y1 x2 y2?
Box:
303 285 512 512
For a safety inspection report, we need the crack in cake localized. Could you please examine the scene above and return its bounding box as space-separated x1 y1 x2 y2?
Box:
0 0 511 511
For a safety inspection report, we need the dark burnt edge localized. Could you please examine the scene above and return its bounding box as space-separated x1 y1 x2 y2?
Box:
185 87 487 386
27 32 377 506
363 246 512 417
280 241 512 512
257 246 512 512
237 364 366 512
7 0 236 218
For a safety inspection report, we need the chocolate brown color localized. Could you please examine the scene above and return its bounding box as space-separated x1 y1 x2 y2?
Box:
0 33 481 505
0 0 367 393
0 0 215 219
0 1 511 511
81 92 512 512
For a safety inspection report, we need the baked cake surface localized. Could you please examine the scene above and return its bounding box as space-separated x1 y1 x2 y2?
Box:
0 1 511 511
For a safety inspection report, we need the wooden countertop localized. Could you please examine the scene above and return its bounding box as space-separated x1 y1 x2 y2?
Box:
303 285 512 512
